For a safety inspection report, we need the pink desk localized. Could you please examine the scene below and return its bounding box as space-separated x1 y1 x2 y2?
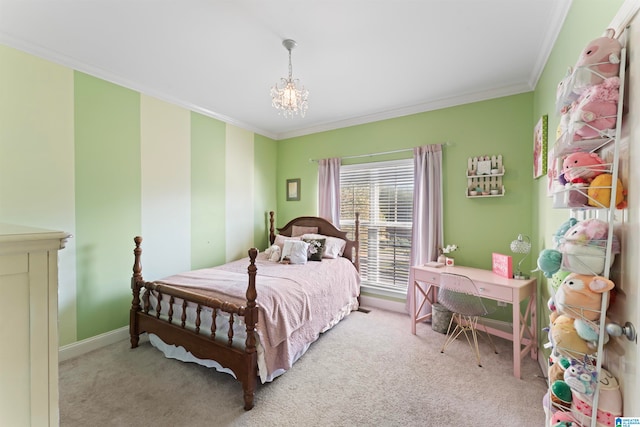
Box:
410 264 537 379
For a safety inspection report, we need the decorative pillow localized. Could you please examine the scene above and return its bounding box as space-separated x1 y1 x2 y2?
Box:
303 237 326 261
274 234 300 251
280 240 309 264
302 233 347 259
292 225 318 237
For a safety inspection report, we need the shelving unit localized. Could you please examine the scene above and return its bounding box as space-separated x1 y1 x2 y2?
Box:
543 30 627 427
465 155 505 198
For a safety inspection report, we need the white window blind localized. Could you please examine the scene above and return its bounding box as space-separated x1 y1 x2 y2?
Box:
340 159 413 293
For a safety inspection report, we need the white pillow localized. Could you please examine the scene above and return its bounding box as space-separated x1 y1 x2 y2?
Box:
302 233 346 259
281 240 310 264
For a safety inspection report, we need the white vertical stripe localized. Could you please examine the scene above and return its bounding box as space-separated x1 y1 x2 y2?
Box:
0 46 77 346
140 95 191 280
225 124 254 262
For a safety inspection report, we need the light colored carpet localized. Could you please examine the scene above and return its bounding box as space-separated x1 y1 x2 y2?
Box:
59 308 547 426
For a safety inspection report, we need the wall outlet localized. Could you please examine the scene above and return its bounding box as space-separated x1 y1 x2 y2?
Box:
497 301 507 307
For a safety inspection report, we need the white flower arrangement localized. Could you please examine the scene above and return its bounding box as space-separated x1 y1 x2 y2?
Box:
441 244 458 254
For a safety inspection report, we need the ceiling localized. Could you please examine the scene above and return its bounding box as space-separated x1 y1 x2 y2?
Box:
0 0 572 140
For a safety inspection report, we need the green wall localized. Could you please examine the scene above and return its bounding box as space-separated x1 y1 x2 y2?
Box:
74 73 142 339
276 93 535 273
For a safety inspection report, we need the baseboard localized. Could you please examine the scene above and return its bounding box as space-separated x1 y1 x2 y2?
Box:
359 295 407 314
59 326 137 362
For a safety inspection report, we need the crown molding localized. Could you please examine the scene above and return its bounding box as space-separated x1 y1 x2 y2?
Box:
275 83 533 140
0 31 278 140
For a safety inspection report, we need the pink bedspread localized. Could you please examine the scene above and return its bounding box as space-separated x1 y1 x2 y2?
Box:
156 253 360 380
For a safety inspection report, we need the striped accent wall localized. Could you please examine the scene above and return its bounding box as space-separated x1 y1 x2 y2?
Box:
0 45 277 345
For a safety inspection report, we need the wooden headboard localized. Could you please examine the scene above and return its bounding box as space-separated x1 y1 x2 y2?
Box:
268 211 360 271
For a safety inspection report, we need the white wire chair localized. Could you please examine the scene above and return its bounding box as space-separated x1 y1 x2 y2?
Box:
438 273 498 367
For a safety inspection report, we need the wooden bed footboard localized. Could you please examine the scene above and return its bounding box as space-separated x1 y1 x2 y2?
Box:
129 236 260 410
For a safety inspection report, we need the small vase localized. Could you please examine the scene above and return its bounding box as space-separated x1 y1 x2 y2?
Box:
437 254 446 264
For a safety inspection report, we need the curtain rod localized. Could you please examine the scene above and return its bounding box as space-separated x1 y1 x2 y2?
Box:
308 142 450 163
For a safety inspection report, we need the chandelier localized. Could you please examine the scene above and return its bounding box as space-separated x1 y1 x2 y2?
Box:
270 39 308 118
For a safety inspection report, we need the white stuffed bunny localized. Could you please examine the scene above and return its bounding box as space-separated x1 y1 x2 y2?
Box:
264 244 281 262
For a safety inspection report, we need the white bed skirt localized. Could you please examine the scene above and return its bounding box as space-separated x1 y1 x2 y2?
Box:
147 297 358 383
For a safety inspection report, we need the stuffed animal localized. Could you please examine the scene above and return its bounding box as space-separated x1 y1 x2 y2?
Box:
264 244 281 262
570 77 619 141
587 173 626 209
570 368 622 426
551 411 577 427
574 317 610 349
555 273 614 320
558 219 620 276
556 66 578 114
549 356 571 384
551 270 572 293
537 248 564 278
554 218 579 245
564 358 598 396
564 183 589 208
562 152 607 184
550 314 595 358
551 379 574 410
571 28 622 95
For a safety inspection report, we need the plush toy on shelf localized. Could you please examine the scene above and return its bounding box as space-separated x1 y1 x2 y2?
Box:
564 358 598 396
570 77 620 141
550 313 596 358
559 218 620 276
570 368 622 427
537 218 620 277
562 152 607 184
574 317 610 350
587 173 626 209
537 248 565 278
571 28 622 96
554 273 615 321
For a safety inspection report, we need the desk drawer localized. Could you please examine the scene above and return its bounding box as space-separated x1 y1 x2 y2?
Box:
413 269 439 284
440 275 512 303
475 283 512 303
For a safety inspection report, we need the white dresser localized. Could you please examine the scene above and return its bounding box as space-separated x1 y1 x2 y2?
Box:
0 224 70 427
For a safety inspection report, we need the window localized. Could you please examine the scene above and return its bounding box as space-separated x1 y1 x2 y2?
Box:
340 159 413 295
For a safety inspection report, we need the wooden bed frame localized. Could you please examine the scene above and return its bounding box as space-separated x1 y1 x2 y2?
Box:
129 211 359 410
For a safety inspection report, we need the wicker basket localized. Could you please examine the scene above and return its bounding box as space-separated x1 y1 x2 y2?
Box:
431 303 453 334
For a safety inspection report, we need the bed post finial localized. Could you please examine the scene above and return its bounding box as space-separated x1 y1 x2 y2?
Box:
133 236 143 282
243 247 259 410
131 236 143 348
269 211 275 245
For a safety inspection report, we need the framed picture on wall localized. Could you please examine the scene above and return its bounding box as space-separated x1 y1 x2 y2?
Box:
286 178 301 201
533 115 548 179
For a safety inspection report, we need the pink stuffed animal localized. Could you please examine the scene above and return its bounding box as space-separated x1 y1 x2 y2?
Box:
562 152 607 184
570 77 619 141
572 28 622 95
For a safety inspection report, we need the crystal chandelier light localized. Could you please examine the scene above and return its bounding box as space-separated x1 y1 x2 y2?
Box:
270 39 308 118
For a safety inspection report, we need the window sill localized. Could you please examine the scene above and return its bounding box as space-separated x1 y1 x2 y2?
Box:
360 284 407 300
